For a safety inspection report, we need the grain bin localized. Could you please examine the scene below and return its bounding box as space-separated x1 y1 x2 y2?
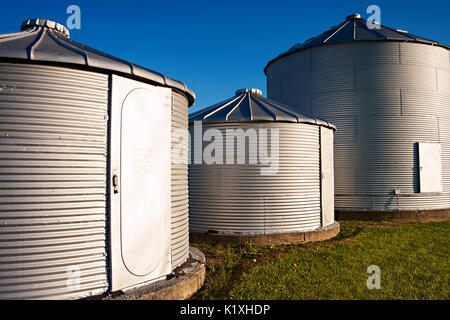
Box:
188 89 339 244
0 19 196 299
265 14 450 221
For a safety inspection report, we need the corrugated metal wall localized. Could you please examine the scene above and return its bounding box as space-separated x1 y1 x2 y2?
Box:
0 62 191 298
189 122 322 234
171 92 189 268
0 63 108 299
267 42 450 211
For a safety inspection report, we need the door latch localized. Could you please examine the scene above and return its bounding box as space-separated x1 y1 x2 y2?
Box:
112 174 119 194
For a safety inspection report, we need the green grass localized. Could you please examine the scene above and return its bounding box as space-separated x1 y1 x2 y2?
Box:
191 221 450 300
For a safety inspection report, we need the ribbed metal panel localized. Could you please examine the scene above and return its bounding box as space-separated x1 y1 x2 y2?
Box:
171 92 189 268
189 122 324 234
267 41 450 211
312 42 401 68
0 63 108 299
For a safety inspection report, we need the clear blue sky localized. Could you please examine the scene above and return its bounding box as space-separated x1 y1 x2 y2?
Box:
1 0 449 113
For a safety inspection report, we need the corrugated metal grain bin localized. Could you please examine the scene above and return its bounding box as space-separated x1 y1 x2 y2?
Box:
0 19 195 299
265 14 450 218
188 89 337 238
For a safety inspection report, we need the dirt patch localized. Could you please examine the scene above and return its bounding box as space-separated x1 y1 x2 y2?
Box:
336 208 450 223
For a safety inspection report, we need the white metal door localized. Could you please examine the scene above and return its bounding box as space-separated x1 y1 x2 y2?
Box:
320 127 335 227
110 75 172 291
418 142 442 193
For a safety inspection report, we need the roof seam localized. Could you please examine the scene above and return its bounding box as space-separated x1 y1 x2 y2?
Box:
248 93 253 121
251 97 278 121
189 96 237 118
225 94 247 121
256 95 300 121
27 28 45 60
203 95 242 120
0 27 38 42
323 20 349 44
48 30 89 65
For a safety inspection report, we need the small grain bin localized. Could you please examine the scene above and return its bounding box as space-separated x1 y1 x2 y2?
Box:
265 14 450 221
188 89 339 243
0 19 196 299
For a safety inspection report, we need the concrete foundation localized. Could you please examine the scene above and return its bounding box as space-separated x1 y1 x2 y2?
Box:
190 222 340 245
103 247 206 300
336 208 450 223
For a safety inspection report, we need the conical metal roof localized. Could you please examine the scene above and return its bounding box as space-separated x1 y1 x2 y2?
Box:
189 88 336 129
0 18 195 105
264 13 449 73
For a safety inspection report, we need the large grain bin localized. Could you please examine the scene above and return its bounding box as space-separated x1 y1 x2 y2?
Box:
0 19 196 299
188 89 339 244
265 14 450 221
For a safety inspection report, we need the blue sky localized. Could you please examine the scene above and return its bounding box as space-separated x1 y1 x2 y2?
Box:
1 0 449 113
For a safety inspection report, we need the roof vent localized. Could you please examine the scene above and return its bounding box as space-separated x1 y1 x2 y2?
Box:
235 88 262 96
346 13 361 21
20 18 70 37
